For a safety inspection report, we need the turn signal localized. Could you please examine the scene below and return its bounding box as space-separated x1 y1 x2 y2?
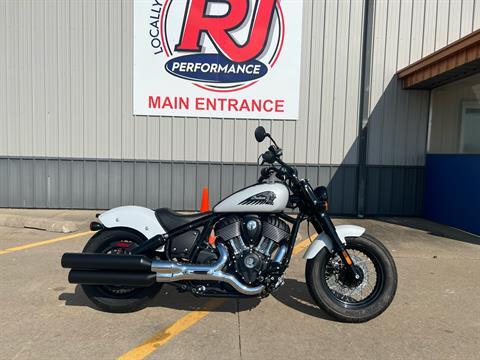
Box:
342 250 353 265
323 201 329 211
90 222 103 231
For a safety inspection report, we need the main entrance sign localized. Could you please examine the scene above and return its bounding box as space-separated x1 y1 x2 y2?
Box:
134 0 303 119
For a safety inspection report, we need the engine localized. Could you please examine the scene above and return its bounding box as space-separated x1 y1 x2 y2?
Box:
214 215 290 286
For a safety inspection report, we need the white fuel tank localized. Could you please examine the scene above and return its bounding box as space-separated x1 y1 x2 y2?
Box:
213 183 289 213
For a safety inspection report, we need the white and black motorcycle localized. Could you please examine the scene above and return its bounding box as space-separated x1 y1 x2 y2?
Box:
62 127 397 322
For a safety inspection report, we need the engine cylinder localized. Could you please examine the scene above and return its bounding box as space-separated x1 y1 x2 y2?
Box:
214 216 247 255
228 237 247 255
261 216 290 243
254 237 275 257
254 216 290 257
214 216 242 240
214 215 291 286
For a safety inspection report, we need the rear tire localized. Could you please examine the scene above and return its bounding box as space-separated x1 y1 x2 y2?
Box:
80 229 162 313
306 234 397 323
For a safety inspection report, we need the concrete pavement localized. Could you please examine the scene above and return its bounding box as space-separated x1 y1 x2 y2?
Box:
0 211 479 359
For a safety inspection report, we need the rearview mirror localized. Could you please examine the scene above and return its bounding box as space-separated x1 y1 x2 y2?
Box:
254 126 267 143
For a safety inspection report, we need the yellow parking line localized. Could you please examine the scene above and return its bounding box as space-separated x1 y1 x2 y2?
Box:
118 233 318 360
292 233 317 255
0 231 93 255
118 299 223 360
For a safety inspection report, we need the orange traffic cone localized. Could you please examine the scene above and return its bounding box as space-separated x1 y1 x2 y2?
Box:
200 187 210 212
208 233 217 245
200 187 216 245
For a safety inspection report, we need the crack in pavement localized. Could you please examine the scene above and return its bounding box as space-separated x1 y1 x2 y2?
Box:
237 298 243 360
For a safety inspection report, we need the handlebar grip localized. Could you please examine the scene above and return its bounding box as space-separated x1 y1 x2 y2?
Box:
262 151 275 164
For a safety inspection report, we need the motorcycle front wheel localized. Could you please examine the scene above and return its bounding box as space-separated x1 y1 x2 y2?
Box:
80 229 162 313
305 234 397 323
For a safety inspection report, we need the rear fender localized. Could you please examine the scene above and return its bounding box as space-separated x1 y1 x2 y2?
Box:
98 206 166 240
303 224 365 260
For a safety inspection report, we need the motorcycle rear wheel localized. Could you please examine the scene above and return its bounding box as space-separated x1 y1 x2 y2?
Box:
80 229 162 313
305 234 397 323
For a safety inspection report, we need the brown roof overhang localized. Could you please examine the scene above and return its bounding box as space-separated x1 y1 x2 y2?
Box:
397 29 480 89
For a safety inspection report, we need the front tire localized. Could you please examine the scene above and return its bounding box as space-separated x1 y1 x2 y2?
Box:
80 229 162 313
306 234 397 323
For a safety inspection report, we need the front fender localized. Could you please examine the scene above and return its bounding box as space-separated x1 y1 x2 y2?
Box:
98 206 166 240
303 224 365 260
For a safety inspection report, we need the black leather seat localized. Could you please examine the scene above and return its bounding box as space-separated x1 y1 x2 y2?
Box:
154 208 213 232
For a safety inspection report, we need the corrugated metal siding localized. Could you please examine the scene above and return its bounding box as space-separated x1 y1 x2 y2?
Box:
0 157 359 215
0 156 422 215
365 165 424 216
0 0 365 166
366 0 480 166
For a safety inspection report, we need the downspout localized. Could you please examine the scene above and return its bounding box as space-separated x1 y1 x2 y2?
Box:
356 0 374 217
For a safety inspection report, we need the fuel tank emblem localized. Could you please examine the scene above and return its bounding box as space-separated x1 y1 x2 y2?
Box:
239 191 276 206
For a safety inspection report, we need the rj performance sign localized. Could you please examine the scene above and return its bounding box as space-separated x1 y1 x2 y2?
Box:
134 0 303 119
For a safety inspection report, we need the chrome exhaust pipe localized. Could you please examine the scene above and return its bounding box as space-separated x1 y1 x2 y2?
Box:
151 243 264 296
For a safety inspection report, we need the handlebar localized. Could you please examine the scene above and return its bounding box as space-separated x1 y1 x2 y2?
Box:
257 143 302 186
257 166 277 182
260 145 283 165
255 131 325 212
257 161 298 183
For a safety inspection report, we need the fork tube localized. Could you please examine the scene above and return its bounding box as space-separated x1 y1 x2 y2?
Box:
316 212 361 279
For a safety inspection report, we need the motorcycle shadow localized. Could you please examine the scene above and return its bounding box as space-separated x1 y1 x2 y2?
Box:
272 278 334 321
58 285 261 313
59 279 333 320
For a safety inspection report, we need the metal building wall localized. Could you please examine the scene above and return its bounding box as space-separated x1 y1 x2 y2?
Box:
364 0 480 215
0 0 363 164
0 0 364 213
1 0 476 214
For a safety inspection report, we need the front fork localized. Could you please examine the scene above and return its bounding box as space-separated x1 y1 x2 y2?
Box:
311 212 363 282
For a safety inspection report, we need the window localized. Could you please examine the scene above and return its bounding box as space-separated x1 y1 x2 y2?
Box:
428 74 480 154
460 103 480 154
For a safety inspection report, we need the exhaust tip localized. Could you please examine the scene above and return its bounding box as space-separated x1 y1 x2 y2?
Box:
61 253 76 268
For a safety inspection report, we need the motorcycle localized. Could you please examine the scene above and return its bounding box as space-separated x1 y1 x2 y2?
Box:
61 126 397 322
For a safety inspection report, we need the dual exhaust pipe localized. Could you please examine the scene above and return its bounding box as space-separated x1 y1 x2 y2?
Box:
61 244 265 296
